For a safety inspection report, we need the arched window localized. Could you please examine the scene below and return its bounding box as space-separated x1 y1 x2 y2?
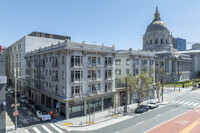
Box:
150 40 152 44
166 39 168 44
161 39 163 44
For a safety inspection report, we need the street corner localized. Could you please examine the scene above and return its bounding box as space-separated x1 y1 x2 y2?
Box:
63 122 72 126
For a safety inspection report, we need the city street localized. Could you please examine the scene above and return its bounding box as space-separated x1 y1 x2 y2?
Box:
7 88 200 133
6 91 67 133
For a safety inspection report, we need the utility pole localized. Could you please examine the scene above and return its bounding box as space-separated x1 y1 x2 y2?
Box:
14 79 17 130
124 78 127 115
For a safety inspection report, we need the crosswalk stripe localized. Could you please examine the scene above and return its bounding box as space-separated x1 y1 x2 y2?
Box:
33 127 41 133
25 129 30 133
50 124 63 133
188 102 194 105
178 101 185 104
193 103 199 106
173 101 179 104
183 102 189 105
42 125 53 133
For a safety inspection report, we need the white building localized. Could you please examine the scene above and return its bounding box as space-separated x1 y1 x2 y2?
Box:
6 32 70 94
142 6 192 81
25 40 115 119
115 49 155 106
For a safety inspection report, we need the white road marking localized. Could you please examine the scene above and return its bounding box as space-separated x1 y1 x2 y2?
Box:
33 127 41 133
136 121 144 125
156 114 162 117
173 101 179 104
183 102 189 105
193 103 199 106
178 101 185 104
66 128 72 131
188 102 194 105
42 125 53 133
25 129 30 133
50 123 63 133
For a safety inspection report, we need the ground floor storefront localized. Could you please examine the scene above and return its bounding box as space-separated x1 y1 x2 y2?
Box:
25 86 114 119
115 87 155 107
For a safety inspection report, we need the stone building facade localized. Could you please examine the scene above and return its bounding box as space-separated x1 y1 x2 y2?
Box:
25 40 115 119
115 49 155 106
143 6 192 81
6 32 70 94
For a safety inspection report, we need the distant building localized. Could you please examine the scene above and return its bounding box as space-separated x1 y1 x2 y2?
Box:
173 38 186 51
25 40 115 119
177 38 186 51
0 47 7 133
191 43 200 50
115 49 155 106
6 32 70 94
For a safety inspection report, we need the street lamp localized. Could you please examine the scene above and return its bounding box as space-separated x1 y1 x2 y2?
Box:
14 75 30 130
124 78 128 115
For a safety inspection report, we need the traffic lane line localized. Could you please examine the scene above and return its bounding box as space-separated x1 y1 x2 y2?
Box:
187 119 200 133
179 118 200 133
146 106 200 133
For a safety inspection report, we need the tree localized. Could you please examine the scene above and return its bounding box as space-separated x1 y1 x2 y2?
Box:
123 72 152 106
155 68 169 102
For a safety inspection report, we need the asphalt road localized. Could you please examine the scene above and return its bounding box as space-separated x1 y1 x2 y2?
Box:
7 89 200 133
68 90 200 133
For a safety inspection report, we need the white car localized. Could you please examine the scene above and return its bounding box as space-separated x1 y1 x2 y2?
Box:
148 102 159 109
36 110 51 121
19 96 28 103
7 88 15 94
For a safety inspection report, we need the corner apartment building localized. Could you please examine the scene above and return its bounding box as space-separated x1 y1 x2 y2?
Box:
0 47 7 133
24 40 115 119
6 32 70 94
115 49 155 106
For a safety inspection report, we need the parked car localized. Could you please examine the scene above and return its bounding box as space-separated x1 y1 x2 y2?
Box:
8 89 15 95
148 102 159 109
19 96 28 103
36 110 51 121
135 105 149 113
32 105 41 113
12 91 20 98
26 99 35 108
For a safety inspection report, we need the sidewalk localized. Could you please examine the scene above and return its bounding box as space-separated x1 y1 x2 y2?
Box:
6 112 15 132
54 86 193 131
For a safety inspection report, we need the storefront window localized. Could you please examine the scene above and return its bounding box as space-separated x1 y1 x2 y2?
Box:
103 96 113 109
69 101 84 118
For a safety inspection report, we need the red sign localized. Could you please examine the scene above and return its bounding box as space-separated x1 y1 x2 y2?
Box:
13 111 18 116
0 45 1 53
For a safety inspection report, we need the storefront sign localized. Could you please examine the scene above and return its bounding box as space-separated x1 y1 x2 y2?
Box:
0 76 7 84
68 100 74 107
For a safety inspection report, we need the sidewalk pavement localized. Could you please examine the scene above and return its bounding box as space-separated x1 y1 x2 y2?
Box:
54 86 193 131
6 86 194 132
6 112 15 132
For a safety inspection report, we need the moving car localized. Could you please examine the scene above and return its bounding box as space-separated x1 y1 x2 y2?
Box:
36 110 51 121
19 96 28 103
135 105 149 113
148 102 159 109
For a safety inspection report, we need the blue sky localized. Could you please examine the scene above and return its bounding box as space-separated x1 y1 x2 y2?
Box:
1 0 200 50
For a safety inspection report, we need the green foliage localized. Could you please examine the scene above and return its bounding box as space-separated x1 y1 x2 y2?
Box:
122 72 152 105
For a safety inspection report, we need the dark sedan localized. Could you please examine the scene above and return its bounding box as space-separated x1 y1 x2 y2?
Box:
32 105 41 113
26 99 35 108
135 105 149 113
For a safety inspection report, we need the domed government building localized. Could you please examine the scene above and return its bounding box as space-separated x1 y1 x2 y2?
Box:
143 6 193 82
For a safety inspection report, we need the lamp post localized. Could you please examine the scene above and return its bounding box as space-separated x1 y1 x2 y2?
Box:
14 75 30 130
124 78 127 115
